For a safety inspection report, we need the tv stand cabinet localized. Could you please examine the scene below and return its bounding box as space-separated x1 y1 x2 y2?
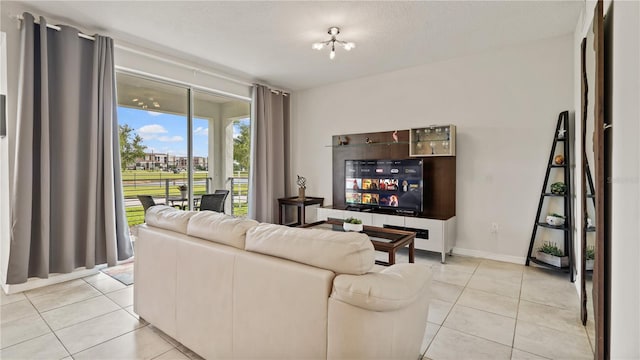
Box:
316 207 455 263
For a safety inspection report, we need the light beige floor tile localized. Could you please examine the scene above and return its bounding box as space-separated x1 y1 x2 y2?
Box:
41 295 120 330
89 276 127 294
427 299 454 325
479 259 524 272
513 320 592 360
511 348 550 360
1 299 38 324
0 332 69 360
0 313 51 349
586 318 596 354
27 282 102 312
426 326 511 360
147 325 181 347
473 265 523 282
0 291 27 305
443 305 515 346
457 287 519 318
431 281 464 303
153 348 190 360
176 345 205 360
467 273 521 298
517 300 584 335
432 256 480 274
430 266 473 287
106 286 134 307
414 250 446 267
82 272 111 285
73 326 172 360
25 279 86 298
520 277 579 310
55 309 143 354
420 322 440 355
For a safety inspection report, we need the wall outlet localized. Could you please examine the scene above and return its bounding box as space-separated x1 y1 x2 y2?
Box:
490 223 499 234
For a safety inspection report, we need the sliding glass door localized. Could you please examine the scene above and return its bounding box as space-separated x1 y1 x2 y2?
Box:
116 72 251 225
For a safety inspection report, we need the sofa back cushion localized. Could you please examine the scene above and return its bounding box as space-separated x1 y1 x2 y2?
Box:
145 206 197 234
245 223 375 275
186 211 259 249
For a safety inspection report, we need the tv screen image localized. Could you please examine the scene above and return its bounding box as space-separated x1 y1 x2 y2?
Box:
344 159 423 213
345 191 362 204
345 178 362 191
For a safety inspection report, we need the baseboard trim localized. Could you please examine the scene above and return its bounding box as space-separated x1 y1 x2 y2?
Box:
452 247 526 265
1 268 100 295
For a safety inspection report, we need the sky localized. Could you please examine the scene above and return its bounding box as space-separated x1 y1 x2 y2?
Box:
117 107 249 158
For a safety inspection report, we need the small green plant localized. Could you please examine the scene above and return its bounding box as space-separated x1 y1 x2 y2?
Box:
344 217 362 224
586 245 595 260
550 182 567 195
549 213 565 218
538 241 564 257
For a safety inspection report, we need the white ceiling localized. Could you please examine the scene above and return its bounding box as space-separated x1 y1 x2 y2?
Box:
14 1 582 91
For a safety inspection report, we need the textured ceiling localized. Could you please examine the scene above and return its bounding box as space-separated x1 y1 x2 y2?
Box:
12 1 582 91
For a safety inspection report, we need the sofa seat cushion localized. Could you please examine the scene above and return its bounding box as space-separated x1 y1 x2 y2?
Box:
186 211 259 249
145 206 198 234
331 264 432 311
245 223 375 275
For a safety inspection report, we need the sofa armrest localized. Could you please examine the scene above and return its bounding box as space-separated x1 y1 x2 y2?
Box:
330 263 432 312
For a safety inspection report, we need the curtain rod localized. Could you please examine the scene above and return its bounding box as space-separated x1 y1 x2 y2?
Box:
13 14 291 95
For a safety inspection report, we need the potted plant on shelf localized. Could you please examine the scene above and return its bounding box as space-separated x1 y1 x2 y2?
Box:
550 182 567 195
586 245 595 270
536 241 569 267
177 184 188 199
343 217 363 232
545 213 566 226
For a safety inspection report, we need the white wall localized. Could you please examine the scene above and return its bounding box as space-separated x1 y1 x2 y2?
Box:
291 35 574 262
609 1 640 358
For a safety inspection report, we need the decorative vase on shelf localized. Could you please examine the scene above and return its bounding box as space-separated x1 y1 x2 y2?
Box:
180 190 188 199
298 187 305 200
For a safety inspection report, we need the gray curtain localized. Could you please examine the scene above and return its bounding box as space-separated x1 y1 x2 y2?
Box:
248 85 290 223
7 13 132 284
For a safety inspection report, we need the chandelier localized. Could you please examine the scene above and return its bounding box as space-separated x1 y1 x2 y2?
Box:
312 27 355 60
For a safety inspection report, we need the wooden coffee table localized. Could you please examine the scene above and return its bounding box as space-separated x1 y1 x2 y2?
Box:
300 219 415 266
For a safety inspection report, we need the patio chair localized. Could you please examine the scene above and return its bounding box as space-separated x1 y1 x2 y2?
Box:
199 193 227 213
137 195 165 213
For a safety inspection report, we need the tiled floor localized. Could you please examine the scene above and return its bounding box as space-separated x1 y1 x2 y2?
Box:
0 251 594 360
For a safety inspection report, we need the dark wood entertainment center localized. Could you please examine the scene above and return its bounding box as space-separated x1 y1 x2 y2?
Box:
331 129 456 220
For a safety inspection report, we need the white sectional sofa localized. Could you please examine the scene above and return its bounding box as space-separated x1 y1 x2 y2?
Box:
135 206 432 359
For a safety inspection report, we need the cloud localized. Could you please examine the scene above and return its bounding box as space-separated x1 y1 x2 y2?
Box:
146 111 163 117
193 126 208 136
138 124 168 135
157 135 184 143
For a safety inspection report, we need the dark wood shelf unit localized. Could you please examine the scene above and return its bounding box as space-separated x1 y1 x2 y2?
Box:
331 129 455 220
525 111 575 282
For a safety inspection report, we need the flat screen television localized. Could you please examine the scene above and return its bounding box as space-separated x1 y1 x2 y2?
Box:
345 159 423 214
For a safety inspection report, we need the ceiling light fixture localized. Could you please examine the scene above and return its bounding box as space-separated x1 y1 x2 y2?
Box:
312 27 355 60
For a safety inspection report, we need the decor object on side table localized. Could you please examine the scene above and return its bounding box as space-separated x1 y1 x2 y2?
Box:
178 184 188 198
343 217 363 232
536 241 569 267
297 175 307 200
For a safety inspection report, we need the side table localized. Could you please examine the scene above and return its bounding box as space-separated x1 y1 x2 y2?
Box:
277 196 324 226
